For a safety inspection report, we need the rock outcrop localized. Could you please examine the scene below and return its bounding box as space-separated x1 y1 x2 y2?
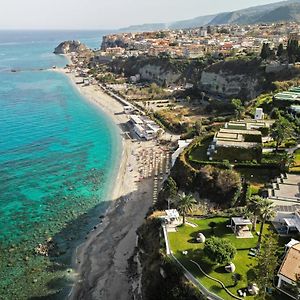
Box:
101 35 127 51
200 58 264 100
54 40 89 54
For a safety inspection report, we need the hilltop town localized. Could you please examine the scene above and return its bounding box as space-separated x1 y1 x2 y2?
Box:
100 22 300 59
56 21 300 300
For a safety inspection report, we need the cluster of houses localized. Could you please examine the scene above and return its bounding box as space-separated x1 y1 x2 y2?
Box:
99 22 300 59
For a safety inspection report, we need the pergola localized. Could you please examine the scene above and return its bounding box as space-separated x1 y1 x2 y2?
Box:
231 217 253 235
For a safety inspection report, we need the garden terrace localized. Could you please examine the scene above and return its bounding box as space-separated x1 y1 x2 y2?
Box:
274 87 300 106
168 217 283 300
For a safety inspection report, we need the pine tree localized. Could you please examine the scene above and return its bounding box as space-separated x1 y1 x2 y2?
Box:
277 43 284 57
287 39 300 63
255 233 279 299
260 43 271 60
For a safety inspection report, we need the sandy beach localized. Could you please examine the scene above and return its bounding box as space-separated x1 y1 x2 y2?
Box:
56 68 166 300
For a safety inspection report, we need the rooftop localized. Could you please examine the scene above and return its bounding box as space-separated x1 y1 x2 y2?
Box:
279 243 300 282
231 217 252 226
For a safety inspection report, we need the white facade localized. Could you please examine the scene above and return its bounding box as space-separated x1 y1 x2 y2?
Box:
130 114 162 140
255 108 264 120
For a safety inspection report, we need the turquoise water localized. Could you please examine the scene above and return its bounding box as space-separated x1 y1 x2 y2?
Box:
0 31 120 298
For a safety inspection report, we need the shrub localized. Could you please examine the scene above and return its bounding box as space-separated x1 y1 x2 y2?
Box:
204 236 237 265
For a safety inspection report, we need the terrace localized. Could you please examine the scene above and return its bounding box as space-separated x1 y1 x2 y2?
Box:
274 87 300 105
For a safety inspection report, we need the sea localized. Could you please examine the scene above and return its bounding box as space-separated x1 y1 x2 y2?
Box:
0 30 121 299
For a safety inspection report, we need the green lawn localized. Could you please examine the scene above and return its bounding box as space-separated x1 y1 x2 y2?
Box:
235 166 281 193
291 149 300 173
168 217 272 300
188 138 212 162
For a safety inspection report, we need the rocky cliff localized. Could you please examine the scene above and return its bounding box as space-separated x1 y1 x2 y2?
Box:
110 56 204 86
101 36 127 51
200 58 264 99
54 40 89 54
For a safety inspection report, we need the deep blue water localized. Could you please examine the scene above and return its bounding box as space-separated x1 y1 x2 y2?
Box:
0 30 120 298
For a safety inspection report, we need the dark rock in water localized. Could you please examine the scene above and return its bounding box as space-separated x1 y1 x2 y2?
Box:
54 40 89 54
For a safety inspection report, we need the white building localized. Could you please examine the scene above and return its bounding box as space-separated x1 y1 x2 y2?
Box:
200 28 208 37
255 108 264 120
129 115 162 140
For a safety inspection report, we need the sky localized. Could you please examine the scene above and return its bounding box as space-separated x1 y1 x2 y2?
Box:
0 0 286 30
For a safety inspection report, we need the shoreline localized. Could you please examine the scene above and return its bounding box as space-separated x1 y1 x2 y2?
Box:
56 67 155 299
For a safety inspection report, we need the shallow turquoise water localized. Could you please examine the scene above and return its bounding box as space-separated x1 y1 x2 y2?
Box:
0 31 120 298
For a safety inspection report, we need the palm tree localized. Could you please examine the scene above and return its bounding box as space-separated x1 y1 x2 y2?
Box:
176 193 197 225
257 199 275 247
246 195 263 231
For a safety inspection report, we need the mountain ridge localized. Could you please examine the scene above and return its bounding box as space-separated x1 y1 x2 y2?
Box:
118 0 300 32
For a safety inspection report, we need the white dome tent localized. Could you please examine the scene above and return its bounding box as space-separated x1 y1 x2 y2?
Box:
225 262 236 273
196 232 205 243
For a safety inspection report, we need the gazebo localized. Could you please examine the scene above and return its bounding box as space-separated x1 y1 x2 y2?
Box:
231 217 253 238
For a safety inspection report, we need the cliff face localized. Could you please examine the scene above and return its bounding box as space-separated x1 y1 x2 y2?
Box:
54 40 89 54
199 58 264 99
200 71 260 99
101 36 127 50
110 56 204 86
137 64 181 85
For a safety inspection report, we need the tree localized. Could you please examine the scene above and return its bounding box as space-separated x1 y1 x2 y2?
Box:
208 221 217 234
163 177 178 209
269 107 281 120
257 199 275 247
176 193 196 225
195 119 203 136
285 153 296 171
246 195 263 231
277 43 284 57
287 39 300 63
270 117 293 152
207 25 212 35
260 43 271 60
204 237 236 265
231 98 244 119
255 233 279 300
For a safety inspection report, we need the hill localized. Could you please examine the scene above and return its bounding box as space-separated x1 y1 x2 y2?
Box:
119 0 300 32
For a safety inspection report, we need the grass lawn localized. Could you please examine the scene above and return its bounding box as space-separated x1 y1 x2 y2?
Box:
235 166 280 191
168 217 273 300
188 138 212 162
290 149 300 173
